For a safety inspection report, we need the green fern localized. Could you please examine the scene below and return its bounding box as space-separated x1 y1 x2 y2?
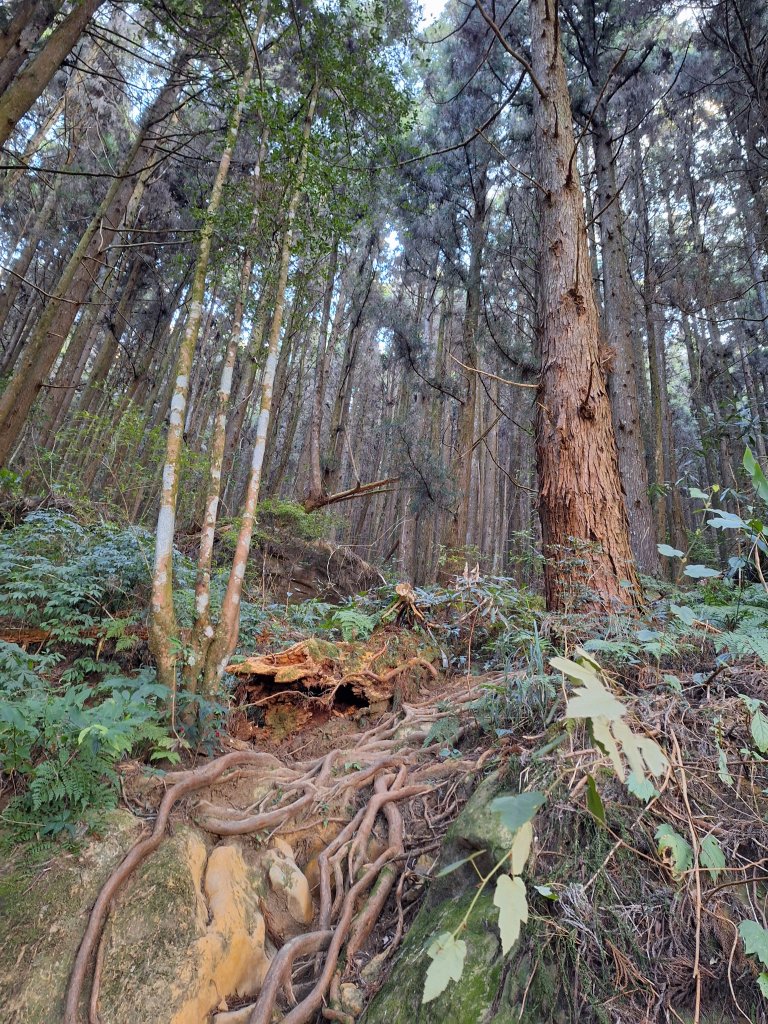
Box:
423 714 461 749
329 608 377 641
716 630 768 665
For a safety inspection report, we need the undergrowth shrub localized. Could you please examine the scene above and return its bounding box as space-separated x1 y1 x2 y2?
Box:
0 644 176 839
0 510 152 644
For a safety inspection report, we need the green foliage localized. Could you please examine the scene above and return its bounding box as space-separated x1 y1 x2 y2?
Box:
0 510 151 644
327 607 377 641
738 920 768 999
468 671 557 737
48 404 170 524
422 932 467 1004
654 824 727 883
557 649 668 791
716 629 768 666
490 792 545 833
586 774 605 824
0 467 23 501
423 714 461 750
655 824 693 879
250 498 332 542
751 707 768 752
493 873 528 954
699 835 726 882
0 645 176 838
390 571 542 671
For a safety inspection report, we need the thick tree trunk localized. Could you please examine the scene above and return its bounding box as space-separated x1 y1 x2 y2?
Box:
528 0 640 611
0 0 63 94
0 0 104 148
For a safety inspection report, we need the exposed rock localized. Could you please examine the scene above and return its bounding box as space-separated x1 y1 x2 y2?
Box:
365 887 504 1024
262 844 314 940
341 981 365 1016
365 770 560 1024
441 771 521 871
99 829 271 1024
0 809 143 1024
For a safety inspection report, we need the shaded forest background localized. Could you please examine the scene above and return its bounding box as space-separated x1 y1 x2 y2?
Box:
0 0 766 588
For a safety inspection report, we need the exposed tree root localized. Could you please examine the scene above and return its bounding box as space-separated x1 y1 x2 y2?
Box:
64 751 283 1024
65 681 488 1024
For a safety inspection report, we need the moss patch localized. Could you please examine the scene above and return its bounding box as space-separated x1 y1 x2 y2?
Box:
365 888 503 1024
0 809 142 1024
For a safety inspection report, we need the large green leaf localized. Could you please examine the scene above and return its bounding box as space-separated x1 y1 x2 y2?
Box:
626 771 658 802
564 675 626 722
435 851 484 878
592 717 624 779
706 511 746 530
656 824 693 879
670 603 697 626
739 920 768 968
717 747 734 788
422 932 467 1004
490 791 545 833
550 655 600 685
509 822 533 874
586 774 605 824
751 709 768 753
493 874 528 955
657 543 684 558
699 834 726 882
744 448 768 506
683 564 721 579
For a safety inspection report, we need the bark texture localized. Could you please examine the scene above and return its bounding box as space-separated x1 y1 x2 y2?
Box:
0 0 104 148
529 0 640 611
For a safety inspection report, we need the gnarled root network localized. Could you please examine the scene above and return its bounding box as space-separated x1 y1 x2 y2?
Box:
65 683 486 1024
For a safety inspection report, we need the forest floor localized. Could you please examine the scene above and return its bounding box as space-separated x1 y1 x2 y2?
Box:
1 508 768 1023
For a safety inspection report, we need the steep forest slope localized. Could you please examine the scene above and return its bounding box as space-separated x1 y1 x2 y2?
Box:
0 0 768 1022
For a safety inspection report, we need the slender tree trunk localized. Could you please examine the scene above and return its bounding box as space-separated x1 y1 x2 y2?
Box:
0 94 66 206
593 114 658 573
528 0 640 611
681 315 719 493
322 239 377 496
183 131 268 690
221 279 271 503
0 0 104 148
737 323 768 464
44 255 141 445
0 60 186 463
0 183 58 340
202 77 319 691
305 239 339 504
443 188 486 557
148 54 255 694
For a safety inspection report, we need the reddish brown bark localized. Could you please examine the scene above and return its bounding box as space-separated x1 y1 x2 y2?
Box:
528 0 640 611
